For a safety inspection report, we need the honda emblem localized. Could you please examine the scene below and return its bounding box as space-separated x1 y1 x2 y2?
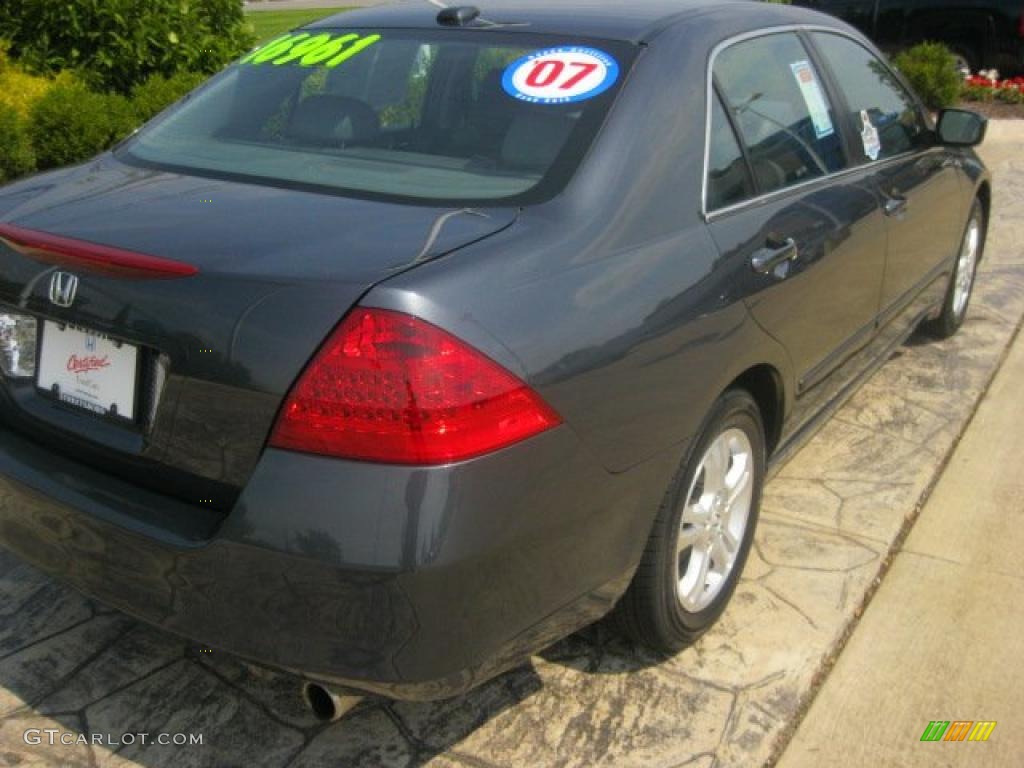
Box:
49 271 79 308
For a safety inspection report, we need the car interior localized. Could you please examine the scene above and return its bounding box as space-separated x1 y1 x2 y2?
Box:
260 44 582 178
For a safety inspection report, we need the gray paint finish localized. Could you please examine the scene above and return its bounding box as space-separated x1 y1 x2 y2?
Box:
0 0 990 698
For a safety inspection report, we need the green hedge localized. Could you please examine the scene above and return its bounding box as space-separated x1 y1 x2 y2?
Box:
0 0 251 92
0 1 231 180
995 86 1024 104
0 65 212 179
0 104 35 182
961 83 994 103
131 70 207 121
27 82 137 170
894 42 960 110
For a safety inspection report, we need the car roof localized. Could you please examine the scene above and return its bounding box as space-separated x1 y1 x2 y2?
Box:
307 0 759 43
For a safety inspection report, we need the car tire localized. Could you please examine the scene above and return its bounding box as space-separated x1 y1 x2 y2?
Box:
923 198 985 340
614 389 765 653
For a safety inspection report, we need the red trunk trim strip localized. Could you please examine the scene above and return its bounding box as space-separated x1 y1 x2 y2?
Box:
0 223 199 279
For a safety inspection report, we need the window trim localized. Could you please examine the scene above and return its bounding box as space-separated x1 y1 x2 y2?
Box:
706 83 757 211
701 24 930 222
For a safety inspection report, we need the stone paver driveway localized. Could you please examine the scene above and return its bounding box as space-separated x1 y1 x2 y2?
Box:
2 126 1023 768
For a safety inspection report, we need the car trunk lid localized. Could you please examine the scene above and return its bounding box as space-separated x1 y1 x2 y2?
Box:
0 157 516 511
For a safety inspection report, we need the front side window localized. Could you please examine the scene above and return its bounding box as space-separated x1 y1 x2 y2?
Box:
714 33 846 196
811 32 927 161
119 30 634 205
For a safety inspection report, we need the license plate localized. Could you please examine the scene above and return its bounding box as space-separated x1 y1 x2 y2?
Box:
36 321 138 420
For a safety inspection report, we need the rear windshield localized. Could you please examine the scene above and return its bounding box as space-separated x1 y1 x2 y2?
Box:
118 29 635 205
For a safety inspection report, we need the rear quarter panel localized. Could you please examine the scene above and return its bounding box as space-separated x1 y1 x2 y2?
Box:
365 17 794 478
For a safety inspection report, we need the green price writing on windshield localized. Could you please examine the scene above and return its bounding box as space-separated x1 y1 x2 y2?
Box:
240 32 382 68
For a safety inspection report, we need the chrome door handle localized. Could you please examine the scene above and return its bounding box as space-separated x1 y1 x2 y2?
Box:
751 237 798 275
884 196 909 217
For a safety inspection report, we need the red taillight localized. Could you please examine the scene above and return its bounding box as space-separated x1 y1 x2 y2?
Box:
269 308 561 464
0 223 198 279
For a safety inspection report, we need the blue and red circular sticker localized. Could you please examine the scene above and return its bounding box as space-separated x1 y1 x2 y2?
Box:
502 46 619 104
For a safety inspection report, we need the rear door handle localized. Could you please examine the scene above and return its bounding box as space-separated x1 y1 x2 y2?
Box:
750 237 798 275
884 195 909 217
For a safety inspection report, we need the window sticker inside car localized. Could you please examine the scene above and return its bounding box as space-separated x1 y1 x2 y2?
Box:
789 60 834 139
860 109 882 160
240 32 382 68
502 46 619 104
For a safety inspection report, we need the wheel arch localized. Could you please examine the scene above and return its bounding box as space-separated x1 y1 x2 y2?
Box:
976 180 991 227
727 364 785 458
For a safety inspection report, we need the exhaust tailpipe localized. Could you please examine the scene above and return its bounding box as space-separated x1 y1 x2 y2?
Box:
302 681 364 722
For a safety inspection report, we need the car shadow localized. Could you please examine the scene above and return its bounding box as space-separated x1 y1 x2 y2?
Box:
0 549 662 767
900 329 932 348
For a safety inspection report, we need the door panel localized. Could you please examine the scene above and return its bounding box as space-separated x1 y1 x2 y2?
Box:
810 32 963 324
872 152 961 313
709 177 886 394
707 32 886 397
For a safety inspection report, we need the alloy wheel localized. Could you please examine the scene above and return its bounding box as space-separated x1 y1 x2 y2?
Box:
675 428 754 612
953 216 980 319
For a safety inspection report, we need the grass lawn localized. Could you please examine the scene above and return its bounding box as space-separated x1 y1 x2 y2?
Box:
246 7 353 43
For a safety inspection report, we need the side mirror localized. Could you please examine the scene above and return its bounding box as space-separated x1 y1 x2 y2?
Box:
936 109 987 147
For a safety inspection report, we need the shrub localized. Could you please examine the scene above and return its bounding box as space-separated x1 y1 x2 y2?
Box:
28 82 137 170
0 40 70 118
0 0 252 93
130 70 207 122
961 83 994 103
0 65 54 117
0 104 35 182
894 42 960 109
995 86 1024 105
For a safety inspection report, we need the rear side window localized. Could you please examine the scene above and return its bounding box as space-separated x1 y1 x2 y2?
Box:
714 33 845 196
811 32 927 161
118 30 635 205
706 94 754 210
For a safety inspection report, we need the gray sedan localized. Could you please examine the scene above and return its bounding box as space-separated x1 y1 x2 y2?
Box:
0 0 988 717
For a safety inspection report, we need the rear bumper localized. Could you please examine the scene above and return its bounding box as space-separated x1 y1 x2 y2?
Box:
0 424 673 700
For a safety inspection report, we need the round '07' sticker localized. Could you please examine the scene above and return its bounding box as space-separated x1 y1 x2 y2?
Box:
502 46 619 104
